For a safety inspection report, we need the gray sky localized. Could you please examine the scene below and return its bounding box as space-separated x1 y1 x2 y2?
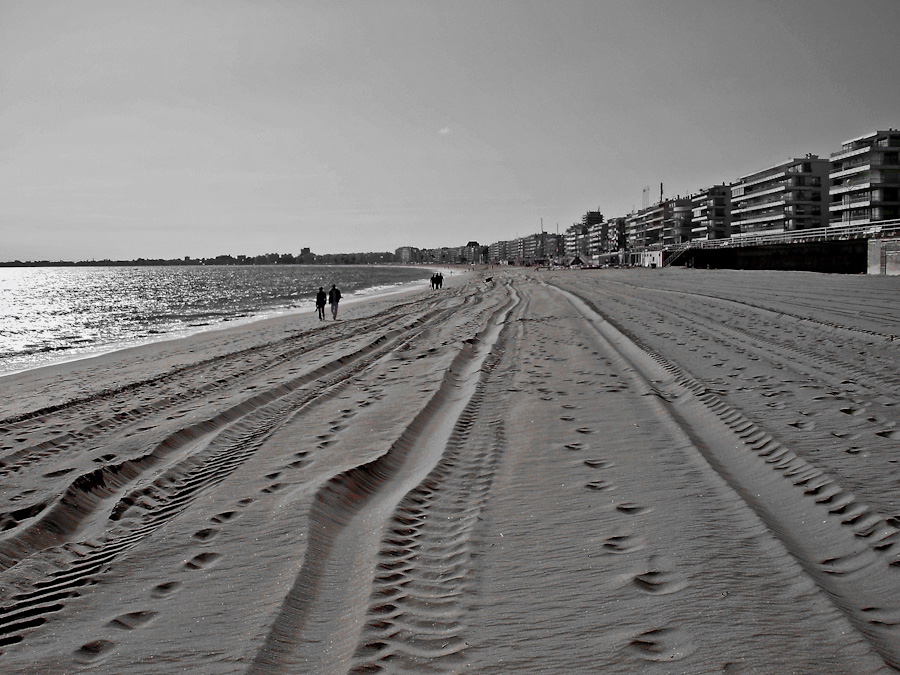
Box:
2 0 899 260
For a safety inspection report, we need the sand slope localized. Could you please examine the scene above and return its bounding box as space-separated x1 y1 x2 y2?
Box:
1 268 899 673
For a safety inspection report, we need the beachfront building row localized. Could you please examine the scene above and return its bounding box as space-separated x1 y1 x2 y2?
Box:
483 220 624 266
407 128 898 265
610 129 900 255
395 244 489 265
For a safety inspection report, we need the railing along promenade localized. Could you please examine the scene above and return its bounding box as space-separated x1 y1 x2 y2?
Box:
662 218 900 267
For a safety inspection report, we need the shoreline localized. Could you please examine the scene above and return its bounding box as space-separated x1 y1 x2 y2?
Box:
0 266 454 382
1 267 898 672
0 269 465 421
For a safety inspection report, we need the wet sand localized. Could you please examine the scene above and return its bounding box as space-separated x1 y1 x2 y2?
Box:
1 267 900 673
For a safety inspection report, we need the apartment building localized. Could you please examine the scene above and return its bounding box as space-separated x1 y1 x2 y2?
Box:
731 155 829 236
607 217 626 252
689 185 731 240
488 240 508 262
587 222 605 257
588 218 626 256
663 198 693 247
564 224 590 258
829 130 900 226
394 246 421 263
625 208 652 251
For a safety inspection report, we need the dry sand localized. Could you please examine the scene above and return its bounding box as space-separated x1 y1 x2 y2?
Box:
1 267 900 673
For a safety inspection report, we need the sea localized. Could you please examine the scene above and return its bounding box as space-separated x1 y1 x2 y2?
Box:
0 265 435 377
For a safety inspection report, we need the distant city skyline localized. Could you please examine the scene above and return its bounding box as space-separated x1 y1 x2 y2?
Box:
3 0 899 261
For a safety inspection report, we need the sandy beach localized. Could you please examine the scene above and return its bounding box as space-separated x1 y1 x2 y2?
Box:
1 267 900 673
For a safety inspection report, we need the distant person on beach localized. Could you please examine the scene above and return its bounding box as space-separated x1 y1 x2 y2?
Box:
328 284 342 320
315 287 327 321
437 273 443 289
430 274 436 290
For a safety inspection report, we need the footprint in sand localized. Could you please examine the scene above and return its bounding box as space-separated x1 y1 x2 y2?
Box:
210 510 238 524
107 610 158 630
586 479 613 491
193 527 219 542
616 502 652 515
584 458 610 469
631 559 687 595
152 581 181 598
576 427 594 434
562 442 584 451
73 639 116 663
184 552 221 570
603 534 643 554
626 627 695 662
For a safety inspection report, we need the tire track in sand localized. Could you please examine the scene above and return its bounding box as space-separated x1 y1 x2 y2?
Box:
0 294 453 476
248 282 520 674
0 295 472 656
549 281 900 670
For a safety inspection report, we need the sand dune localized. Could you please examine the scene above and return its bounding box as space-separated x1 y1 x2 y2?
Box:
1 268 899 673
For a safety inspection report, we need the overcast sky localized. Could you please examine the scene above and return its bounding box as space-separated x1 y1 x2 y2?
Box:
2 0 899 260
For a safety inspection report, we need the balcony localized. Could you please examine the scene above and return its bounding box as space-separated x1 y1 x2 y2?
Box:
830 145 871 162
830 215 872 227
830 181 870 196
830 164 870 180
733 199 786 215
735 170 788 191
732 184 786 204
734 212 786 227
829 200 870 212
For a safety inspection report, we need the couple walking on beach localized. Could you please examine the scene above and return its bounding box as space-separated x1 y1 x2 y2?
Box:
315 284 342 321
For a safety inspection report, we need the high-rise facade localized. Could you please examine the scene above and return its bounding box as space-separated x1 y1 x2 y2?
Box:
689 185 731 240
663 198 693 247
731 155 829 236
829 130 900 226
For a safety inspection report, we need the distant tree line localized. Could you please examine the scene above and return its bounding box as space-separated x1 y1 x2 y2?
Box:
0 249 402 267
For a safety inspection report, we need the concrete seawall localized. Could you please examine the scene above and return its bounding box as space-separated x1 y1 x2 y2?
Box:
681 239 868 274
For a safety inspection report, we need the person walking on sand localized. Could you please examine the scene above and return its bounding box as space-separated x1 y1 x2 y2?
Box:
315 286 327 321
328 284 342 320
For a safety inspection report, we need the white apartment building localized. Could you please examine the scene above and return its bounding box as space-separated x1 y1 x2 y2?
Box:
731 155 829 236
829 130 900 226
563 225 590 258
